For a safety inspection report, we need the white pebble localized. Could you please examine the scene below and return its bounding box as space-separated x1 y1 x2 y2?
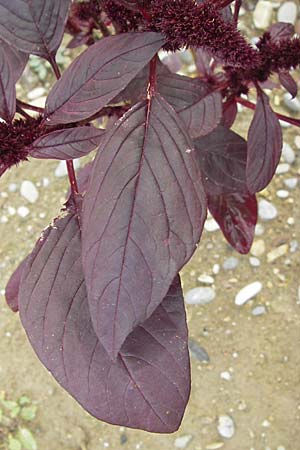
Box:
235 281 262 306
283 177 298 189
217 415 235 439
20 180 39 203
7 206 16 216
205 218 220 232
198 274 214 284
282 142 295 164
8 183 17 192
277 1 298 24
249 257 261 267
276 163 290 174
55 159 80 177
255 223 265 236
17 206 30 218
258 199 278 221
294 136 300 149
276 189 289 199
212 264 220 275
252 305 266 316
223 257 239 270
185 287 216 305
283 92 300 113
220 371 232 381
253 1 273 29
27 87 46 100
0 216 8 223
174 435 192 449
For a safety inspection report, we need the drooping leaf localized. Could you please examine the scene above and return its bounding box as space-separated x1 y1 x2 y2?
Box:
268 22 294 43
19 210 191 433
30 126 104 160
0 39 28 82
222 98 238 128
0 0 71 59
0 42 16 121
207 191 257 254
194 125 248 195
45 32 165 124
5 256 29 312
82 94 206 358
246 91 282 193
279 72 298 98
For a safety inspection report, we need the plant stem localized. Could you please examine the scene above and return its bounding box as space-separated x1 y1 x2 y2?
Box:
16 104 32 120
236 97 300 127
147 56 157 99
17 100 44 113
233 0 242 26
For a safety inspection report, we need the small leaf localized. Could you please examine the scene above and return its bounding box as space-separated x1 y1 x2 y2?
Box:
20 406 37 421
45 32 165 124
208 192 257 254
0 42 16 121
19 210 191 433
0 0 71 59
82 95 206 357
1 400 18 411
194 125 248 195
246 91 282 193
30 126 104 160
10 405 21 418
8 436 22 450
18 396 31 406
279 72 298 98
18 428 37 450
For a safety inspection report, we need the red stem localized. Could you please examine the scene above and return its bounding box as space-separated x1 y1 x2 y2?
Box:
233 0 242 26
147 56 157 99
236 97 300 127
17 100 44 113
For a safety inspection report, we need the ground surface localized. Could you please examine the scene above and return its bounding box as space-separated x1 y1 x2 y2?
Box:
1 2 300 450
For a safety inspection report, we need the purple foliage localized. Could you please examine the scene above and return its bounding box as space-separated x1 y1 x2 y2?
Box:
1 0 300 434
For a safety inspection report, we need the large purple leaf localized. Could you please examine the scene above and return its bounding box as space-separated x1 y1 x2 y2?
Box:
19 210 190 433
5 256 29 312
45 32 165 125
0 38 28 82
82 94 206 358
246 92 282 193
208 191 257 254
0 42 15 121
194 126 248 195
30 126 105 160
0 0 71 59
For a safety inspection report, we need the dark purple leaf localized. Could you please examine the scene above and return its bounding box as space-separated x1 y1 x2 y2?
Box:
279 72 298 98
207 191 257 254
0 0 71 59
268 22 294 43
45 32 165 124
5 256 29 312
0 42 15 121
30 126 104 160
82 94 206 358
0 39 28 82
194 126 248 195
19 210 190 433
194 49 213 77
246 92 282 193
222 98 238 128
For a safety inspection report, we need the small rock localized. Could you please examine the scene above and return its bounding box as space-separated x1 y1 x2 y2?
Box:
279 120 291 128
283 177 298 189
8 183 17 192
253 1 273 29
223 257 239 270
189 340 210 362
205 218 220 232
206 444 224 450
258 199 278 221
276 189 289 199
174 435 193 449
277 1 297 24
283 93 300 113
220 371 231 381
294 135 300 149
198 274 214 284
185 287 216 305
249 257 261 267
255 224 265 236
235 281 262 306
267 244 288 263
252 305 266 316
282 142 295 164
212 264 220 275
20 180 39 204
251 239 265 257
17 206 30 218
217 415 235 439
276 163 290 174
290 240 298 253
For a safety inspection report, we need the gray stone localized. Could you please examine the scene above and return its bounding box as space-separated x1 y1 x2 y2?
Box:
198 274 214 284
283 92 300 113
189 340 210 362
258 199 278 221
253 1 273 29
283 177 298 189
249 257 261 267
276 189 289 199
223 257 239 270
217 415 235 439
20 180 39 204
235 281 263 306
174 435 193 449
252 305 266 316
277 1 298 24
282 142 295 164
276 163 290 174
17 206 30 218
185 287 215 305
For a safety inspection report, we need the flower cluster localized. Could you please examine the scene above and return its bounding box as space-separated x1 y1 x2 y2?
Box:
100 0 143 32
66 0 102 47
0 117 42 174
